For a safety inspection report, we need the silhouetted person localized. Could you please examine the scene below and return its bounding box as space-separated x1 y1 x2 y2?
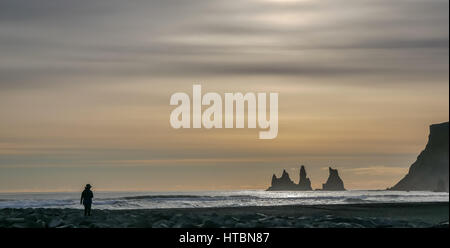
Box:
80 184 94 216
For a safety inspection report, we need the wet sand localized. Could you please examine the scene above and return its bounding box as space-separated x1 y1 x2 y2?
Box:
0 202 448 228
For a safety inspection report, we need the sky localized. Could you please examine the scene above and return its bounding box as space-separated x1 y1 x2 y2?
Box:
0 0 448 192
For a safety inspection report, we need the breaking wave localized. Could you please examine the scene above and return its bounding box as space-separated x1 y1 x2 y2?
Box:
0 190 448 210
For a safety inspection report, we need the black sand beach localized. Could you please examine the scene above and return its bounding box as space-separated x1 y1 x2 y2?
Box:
0 202 448 228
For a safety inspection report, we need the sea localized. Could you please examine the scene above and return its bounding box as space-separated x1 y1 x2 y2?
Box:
0 190 448 210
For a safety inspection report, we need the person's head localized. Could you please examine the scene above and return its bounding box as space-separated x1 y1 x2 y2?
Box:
85 184 92 190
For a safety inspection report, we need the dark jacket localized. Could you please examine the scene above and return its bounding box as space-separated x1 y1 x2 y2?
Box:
80 189 94 205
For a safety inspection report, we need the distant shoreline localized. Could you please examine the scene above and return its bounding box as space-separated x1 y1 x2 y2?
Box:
1 202 448 228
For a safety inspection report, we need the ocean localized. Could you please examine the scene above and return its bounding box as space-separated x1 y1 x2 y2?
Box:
0 190 448 210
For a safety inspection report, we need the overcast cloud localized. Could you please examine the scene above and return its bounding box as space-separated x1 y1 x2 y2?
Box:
0 0 448 88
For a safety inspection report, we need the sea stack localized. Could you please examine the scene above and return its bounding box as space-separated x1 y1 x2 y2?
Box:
322 167 345 191
267 166 313 191
298 165 313 190
390 122 449 192
268 169 296 190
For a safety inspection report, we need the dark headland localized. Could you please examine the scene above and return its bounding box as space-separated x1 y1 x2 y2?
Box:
390 121 449 192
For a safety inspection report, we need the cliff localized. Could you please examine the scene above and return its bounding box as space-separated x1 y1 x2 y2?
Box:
322 167 345 191
390 122 449 192
267 166 312 191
